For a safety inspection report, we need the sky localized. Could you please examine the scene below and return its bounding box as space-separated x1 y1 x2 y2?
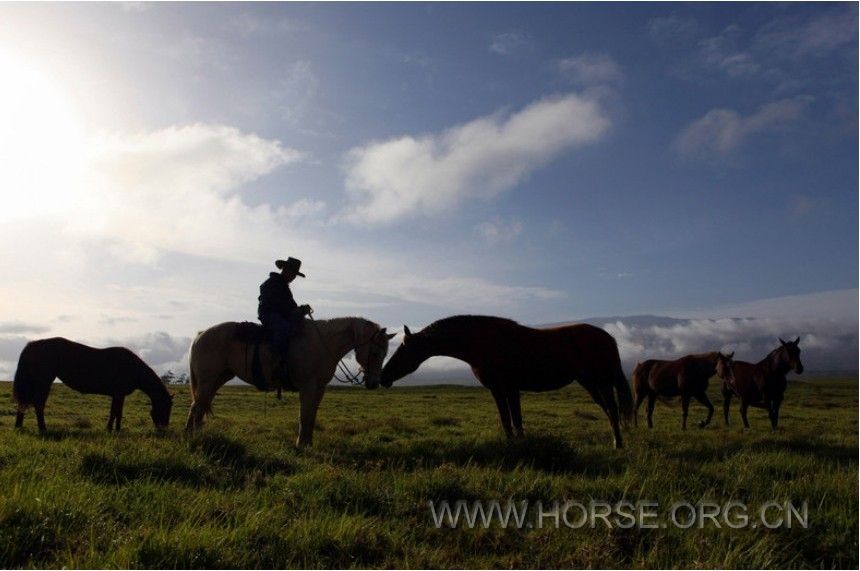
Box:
0 2 857 380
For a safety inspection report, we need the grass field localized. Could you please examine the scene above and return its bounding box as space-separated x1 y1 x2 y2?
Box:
0 377 856 568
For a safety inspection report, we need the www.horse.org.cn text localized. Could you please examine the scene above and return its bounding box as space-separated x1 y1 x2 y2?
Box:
428 499 810 530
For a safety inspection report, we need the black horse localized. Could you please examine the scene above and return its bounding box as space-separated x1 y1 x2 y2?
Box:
13 337 173 432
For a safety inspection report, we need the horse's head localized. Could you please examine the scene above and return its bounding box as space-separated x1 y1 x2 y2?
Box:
151 389 174 430
380 325 428 388
777 337 803 374
354 324 396 390
715 351 735 384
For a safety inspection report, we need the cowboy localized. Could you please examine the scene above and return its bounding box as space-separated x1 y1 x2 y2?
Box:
258 257 312 374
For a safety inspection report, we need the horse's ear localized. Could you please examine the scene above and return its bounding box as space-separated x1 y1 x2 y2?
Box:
794 336 800 345
779 337 786 345
386 332 396 340
728 351 734 359
404 325 412 337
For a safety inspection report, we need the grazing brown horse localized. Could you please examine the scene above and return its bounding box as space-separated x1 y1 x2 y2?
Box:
720 337 803 429
380 316 634 448
13 337 173 432
632 352 734 429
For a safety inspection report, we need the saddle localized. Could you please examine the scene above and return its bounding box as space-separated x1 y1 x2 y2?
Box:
235 321 273 344
233 322 293 393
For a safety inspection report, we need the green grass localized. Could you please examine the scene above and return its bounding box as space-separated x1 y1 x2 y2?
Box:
0 378 855 568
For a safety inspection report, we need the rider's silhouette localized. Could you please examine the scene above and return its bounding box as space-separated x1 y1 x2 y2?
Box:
258 257 312 364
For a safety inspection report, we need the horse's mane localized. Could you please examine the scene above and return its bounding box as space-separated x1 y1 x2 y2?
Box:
319 316 379 328
420 315 521 337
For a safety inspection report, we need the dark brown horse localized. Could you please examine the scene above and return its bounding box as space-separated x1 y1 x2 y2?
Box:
380 316 634 448
720 337 803 429
632 351 734 429
13 337 173 432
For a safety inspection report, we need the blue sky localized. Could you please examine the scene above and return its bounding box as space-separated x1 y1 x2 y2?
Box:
0 3 856 376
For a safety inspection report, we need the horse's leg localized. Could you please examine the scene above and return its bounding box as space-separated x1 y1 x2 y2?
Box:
507 390 524 438
681 394 691 430
695 392 714 428
15 411 24 429
108 396 119 431
634 389 648 428
769 397 782 430
739 400 750 428
186 372 230 433
646 394 656 428
593 381 623 449
296 384 325 448
582 379 622 448
489 389 514 439
115 396 125 432
721 385 733 426
35 398 47 433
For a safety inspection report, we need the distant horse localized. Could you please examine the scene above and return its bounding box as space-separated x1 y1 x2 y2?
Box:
720 338 803 429
632 352 734 429
13 337 173 432
380 316 634 449
185 317 394 447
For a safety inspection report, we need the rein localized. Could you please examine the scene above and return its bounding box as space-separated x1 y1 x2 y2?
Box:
308 314 367 386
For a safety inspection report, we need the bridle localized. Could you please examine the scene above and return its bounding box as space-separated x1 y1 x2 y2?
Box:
309 314 387 386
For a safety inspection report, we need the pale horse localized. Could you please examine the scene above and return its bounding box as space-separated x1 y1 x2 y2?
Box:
185 317 395 446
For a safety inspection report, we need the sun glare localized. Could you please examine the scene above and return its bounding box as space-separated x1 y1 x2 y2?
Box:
0 51 89 220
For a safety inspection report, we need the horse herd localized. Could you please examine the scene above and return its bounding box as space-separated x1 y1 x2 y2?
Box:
10 314 803 449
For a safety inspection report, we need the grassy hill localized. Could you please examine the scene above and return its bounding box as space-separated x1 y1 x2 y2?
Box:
0 378 855 568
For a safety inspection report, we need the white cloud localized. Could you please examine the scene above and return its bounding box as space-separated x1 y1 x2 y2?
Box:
489 32 530 55
557 53 624 86
475 217 523 244
69 123 305 263
674 97 809 157
603 315 856 373
101 331 192 373
647 13 701 42
754 6 858 59
696 25 760 78
341 93 611 223
277 60 320 124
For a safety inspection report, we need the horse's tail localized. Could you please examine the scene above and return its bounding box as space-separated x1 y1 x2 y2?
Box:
12 343 37 411
631 361 647 397
188 334 213 418
614 363 635 428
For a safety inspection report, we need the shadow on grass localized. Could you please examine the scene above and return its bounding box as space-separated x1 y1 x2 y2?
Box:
0 507 82 567
662 435 856 464
325 433 625 475
189 433 295 483
80 434 293 489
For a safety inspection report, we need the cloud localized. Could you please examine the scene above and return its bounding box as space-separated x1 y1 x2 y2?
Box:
489 32 531 55
341 93 611 223
556 53 624 86
696 24 760 78
754 6 858 60
674 97 809 158
0 321 49 335
277 60 320 124
120 2 149 13
601 315 857 373
71 123 305 263
647 13 701 42
475 217 523 244
101 331 192 374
